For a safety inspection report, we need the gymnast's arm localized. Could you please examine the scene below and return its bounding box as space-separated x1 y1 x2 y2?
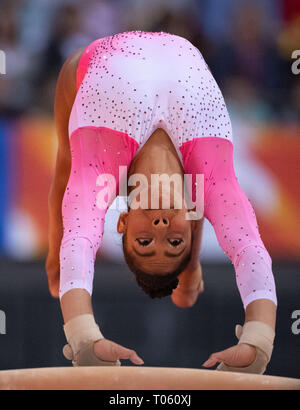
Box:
202 151 277 330
46 50 79 298
48 51 143 366
183 138 277 370
203 149 277 369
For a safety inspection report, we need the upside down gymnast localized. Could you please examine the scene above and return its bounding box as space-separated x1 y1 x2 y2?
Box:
46 31 277 372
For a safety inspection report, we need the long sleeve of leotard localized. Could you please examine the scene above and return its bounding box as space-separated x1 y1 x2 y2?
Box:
180 137 277 309
59 126 138 299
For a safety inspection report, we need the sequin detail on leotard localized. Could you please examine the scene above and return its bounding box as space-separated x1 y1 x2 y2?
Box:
69 30 232 159
60 31 276 309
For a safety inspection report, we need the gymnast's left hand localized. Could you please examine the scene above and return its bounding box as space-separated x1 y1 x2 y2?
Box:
202 343 256 369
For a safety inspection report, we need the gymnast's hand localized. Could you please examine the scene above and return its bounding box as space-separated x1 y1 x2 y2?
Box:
92 339 144 365
45 253 60 298
202 343 256 369
171 263 204 308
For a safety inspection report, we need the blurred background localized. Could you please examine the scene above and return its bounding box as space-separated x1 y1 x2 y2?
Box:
0 0 299 380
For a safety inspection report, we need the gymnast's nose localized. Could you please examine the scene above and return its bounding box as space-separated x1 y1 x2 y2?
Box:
152 217 169 228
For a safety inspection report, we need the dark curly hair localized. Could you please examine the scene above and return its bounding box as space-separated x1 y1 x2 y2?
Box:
122 233 191 298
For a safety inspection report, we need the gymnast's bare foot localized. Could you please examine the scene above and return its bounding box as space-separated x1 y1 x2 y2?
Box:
171 263 204 308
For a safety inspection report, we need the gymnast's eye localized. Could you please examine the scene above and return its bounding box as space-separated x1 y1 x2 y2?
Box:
136 238 153 246
168 238 183 247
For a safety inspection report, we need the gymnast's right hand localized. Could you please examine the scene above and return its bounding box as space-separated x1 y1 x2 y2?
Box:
93 339 144 365
64 338 144 366
45 253 60 298
63 314 144 366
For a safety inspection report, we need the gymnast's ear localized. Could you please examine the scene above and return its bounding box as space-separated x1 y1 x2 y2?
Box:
117 212 129 233
188 215 204 233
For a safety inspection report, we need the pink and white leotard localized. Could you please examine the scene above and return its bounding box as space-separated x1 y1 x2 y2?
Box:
60 31 277 309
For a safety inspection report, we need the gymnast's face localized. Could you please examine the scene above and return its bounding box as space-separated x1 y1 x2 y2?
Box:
117 208 193 274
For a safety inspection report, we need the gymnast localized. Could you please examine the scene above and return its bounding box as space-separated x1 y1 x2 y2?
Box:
46 31 277 373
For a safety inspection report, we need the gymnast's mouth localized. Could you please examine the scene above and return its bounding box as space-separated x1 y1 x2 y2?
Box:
140 207 181 213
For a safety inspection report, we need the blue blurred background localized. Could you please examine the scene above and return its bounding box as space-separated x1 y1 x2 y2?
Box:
0 0 299 380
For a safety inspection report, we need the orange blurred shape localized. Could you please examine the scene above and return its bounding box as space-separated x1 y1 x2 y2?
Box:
18 116 57 257
252 125 300 260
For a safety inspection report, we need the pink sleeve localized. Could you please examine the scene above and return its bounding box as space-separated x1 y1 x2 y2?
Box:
59 127 138 298
180 137 277 309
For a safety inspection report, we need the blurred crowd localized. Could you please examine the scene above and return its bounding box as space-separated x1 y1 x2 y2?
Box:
0 0 299 124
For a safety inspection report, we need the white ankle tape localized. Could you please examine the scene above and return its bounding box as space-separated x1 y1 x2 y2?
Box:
63 314 104 355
